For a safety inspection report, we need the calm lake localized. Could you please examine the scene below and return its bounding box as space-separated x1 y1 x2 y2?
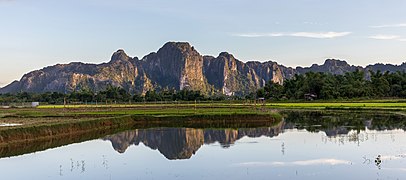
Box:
0 111 405 180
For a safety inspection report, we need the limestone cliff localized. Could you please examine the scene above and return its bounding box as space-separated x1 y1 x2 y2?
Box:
296 59 362 75
1 42 405 95
141 42 208 92
0 50 153 94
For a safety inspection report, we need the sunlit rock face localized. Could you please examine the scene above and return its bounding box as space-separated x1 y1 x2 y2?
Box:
2 43 404 95
0 49 152 94
141 42 208 92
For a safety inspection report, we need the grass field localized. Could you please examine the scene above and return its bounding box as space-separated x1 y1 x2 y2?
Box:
267 102 406 109
0 105 283 145
0 104 282 131
0 100 405 133
35 100 406 111
0 101 405 149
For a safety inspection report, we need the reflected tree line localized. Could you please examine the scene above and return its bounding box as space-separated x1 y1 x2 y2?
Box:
283 111 406 133
101 111 406 160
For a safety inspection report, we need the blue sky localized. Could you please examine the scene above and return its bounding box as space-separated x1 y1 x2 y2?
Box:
1 0 406 87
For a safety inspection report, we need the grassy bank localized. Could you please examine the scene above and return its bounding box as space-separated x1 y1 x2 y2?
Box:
1 101 404 133
0 101 405 146
267 102 406 110
0 106 281 146
35 100 406 113
0 101 404 158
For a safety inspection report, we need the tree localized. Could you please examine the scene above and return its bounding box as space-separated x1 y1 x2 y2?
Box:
371 70 390 97
263 80 284 100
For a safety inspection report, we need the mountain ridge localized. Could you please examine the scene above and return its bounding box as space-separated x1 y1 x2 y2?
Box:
1 42 405 95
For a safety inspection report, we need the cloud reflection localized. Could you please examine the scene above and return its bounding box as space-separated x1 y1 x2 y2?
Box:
380 154 406 161
382 168 406 172
234 158 351 167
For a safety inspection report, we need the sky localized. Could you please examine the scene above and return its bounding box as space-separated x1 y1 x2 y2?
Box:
1 0 406 87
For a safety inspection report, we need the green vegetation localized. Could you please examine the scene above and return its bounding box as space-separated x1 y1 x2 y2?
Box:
0 106 282 152
2 70 406 105
1 101 404 142
2 62 406 156
1 109 404 159
257 70 406 100
0 85 220 105
0 105 281 137
1 105 280 119
267 102 406 109
33 100 406 114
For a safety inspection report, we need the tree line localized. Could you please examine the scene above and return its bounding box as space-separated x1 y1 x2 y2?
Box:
256 70 406 100
0 85 225 104
2 70 406 104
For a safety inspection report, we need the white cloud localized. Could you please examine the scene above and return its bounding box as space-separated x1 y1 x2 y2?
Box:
370 23 406 28
368 35 406 42
233 33 284 38
232 32 351 39
291 32 351 39
368 35 401 40
233 158 351 167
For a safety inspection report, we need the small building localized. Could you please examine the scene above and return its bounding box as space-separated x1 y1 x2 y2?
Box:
257 97 266 105
304 93 317 101
31 102 40 108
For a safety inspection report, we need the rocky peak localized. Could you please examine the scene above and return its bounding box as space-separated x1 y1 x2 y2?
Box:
297 58 359 75
217 52 240 72
140 42 207 91
110 49 131 62
218 52 235 60
2 41 406 95
323 59 350 67
158 42 197 56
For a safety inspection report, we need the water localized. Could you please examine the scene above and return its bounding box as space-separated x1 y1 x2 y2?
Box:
0 111 405 180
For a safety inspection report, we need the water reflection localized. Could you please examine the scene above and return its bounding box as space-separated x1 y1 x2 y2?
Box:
283 111 406 133
1 111 406 180
102 111 406 160
0 111 405 160
103 121 284 160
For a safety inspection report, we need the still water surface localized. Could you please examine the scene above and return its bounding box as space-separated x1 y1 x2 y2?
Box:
0 112 405 180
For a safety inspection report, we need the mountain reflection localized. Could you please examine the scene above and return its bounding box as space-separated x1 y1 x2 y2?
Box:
1 111 404 160
103 121 284 160
103 112 406 160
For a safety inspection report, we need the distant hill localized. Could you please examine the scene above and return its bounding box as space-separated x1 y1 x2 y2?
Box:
1 42 405 95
